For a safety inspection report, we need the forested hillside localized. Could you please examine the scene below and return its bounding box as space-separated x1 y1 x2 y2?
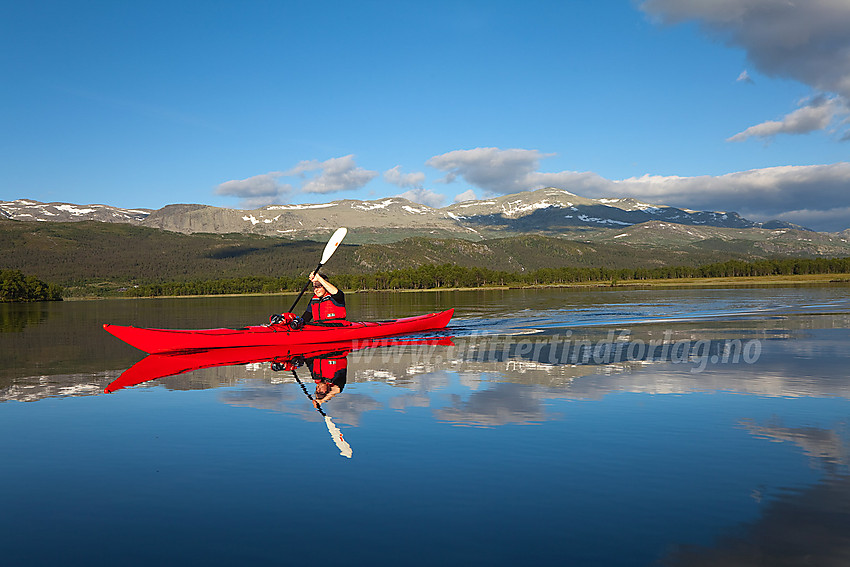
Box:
2 218 846 296
123 257 850 297
0 221 332 284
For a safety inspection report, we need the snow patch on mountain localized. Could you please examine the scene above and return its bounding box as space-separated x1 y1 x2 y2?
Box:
0 199 151 223
501 199 570 217
352 199 397 211
267 203 338 210
402 205 428 214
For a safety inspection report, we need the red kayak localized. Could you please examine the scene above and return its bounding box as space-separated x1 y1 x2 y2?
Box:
103 308 454 354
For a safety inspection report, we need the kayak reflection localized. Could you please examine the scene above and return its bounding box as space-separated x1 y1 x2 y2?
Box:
104 337 454 394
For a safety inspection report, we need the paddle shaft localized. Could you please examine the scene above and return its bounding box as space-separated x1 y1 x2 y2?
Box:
286 261 323 315
285 227 347 315
292 369 327 417
293 367 353 458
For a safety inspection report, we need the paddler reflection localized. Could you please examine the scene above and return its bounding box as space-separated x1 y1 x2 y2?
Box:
272 350 353 458
308 351 347 408
272 349 348 408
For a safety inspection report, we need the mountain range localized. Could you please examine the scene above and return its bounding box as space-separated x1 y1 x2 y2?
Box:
1 188 826 244
4 188 850 294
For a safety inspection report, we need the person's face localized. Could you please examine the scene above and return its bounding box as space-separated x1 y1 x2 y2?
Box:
313 282 326 297
315 382 330 396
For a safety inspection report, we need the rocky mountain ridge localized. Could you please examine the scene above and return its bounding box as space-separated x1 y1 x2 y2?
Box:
1 188 816 243
0 199 151 224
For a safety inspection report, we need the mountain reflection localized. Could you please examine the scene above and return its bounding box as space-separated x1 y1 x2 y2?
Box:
5 328 850 406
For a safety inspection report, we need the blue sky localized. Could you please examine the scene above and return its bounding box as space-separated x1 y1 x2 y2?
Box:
2 0 849 230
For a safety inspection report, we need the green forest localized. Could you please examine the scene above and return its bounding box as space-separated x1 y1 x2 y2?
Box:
0 270 64 302
123 257 850 297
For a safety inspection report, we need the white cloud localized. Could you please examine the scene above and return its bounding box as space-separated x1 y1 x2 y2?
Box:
427 147 557 194
736 70 753 84
288 154 378 194
216 155 378 208
214 172 293 207
611 163 850 231
396 188 446 208
769 206 850 233
640 0 850 139
453 189 478 203
428 147 611 197
728 96 844 141
384 165 426 189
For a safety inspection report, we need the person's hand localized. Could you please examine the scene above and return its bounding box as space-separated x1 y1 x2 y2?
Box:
312 399 321 408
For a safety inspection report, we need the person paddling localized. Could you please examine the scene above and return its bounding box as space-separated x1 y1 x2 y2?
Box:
269 229 348 328
302 271 347 324
268 271 347 328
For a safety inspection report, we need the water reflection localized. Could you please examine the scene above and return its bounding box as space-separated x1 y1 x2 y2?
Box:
435 382 562 426
288 361 353 458
663 427 850 566
103 338 454 393
740 418 848 472
5 323 850 405
4 287 850 565
0 302 50 333
102 338 452 459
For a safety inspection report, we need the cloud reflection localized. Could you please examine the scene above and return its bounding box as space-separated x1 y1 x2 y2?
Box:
663 465 850 567
740 418 848 472
435 383 563 427
662 414 850 566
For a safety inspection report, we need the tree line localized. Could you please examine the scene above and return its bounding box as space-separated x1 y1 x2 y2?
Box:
123 256 850 297
0 270 64 302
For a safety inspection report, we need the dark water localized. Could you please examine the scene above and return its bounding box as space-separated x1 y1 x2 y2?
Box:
3 285 850 566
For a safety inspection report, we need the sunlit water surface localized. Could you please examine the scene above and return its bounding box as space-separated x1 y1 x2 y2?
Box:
3 285 850 566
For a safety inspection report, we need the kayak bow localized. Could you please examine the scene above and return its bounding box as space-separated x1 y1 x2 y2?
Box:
103 308 454 354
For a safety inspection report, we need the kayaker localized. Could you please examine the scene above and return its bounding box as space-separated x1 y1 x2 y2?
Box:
301 271 347 324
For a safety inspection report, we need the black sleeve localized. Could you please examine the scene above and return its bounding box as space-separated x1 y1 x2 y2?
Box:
332 367 347 391
301 306 313 323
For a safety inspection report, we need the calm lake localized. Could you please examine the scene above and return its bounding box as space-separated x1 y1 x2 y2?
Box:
3 285 850 566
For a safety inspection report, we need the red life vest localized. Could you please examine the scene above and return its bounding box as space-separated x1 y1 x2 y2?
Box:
309 294 346 321
311 356 348 382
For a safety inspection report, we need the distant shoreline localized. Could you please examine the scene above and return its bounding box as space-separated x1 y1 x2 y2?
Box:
358 272 850 292
62 272 850 300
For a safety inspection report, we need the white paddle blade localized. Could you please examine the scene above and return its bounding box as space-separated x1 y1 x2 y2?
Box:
320 228 348 265
325 416 353 458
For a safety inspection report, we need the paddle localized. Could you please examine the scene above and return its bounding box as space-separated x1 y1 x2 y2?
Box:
286 227 348 315
292 369 353 458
